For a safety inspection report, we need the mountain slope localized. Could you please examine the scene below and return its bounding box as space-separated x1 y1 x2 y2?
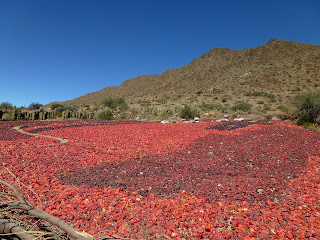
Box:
50 39 320 118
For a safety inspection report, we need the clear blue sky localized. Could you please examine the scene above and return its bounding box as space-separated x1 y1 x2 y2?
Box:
1 0 320 107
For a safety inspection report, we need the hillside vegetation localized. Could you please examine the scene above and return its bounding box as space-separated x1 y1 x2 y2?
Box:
45 39 319 120
0 40 309 120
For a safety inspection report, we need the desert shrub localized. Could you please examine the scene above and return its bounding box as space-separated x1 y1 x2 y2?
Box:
51 104 75 114
263 105 271 111
103 97 128 111
201 103 215 111
245 91 264 97
277 105 290 113
215 104 228 111
302 121 313 128
179 105 199 120
201 103 228 112
119 103 129 111
29 102 43 109
267 93 276 102
246 91 276 102
155 97 169 104
51 104 77 114
231 102 252 112
294 92 320 124
94 110 113 120
221 98 228 103
51 103 65 110
138 100 151 107
0 101 13 110
103 98 116 109
257 100 264 104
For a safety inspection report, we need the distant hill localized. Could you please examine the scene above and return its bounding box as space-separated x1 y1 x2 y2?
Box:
48 39 320 119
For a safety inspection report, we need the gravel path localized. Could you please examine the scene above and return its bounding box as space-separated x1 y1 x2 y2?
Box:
12 126 69 143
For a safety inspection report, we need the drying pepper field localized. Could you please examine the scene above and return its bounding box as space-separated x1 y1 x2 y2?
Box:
1 120 320 239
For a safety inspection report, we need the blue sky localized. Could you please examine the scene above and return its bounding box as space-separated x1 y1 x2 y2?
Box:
1 0 320 107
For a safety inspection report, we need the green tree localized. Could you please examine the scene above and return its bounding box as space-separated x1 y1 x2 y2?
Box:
94 110 114 120
178 105 199 120
51 104 75 117
51 104 65 110
29 102 43 109
102 97 128 111
294 92 320 124
0 102 13 110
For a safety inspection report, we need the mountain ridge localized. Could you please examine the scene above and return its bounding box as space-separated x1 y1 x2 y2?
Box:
48 39 320 119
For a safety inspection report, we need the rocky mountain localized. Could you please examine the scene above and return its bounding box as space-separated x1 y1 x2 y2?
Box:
49 39 320 119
